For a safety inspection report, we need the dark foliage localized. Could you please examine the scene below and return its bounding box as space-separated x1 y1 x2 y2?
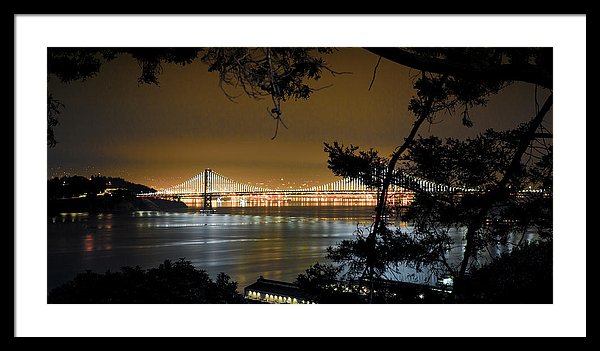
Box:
296 262 449 303
201 47 336 101
402 131 553 240
48 48 201 85
365 47 552 89
302 240 552 304
323 142 387 189
327 128 553 297
296 263 361 303
48 259 242 304
402 129 538 190
460 240 552 303
48 48 107 83
47 92 62 148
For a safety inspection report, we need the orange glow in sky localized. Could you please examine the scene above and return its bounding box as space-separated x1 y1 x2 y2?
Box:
48 48 549 190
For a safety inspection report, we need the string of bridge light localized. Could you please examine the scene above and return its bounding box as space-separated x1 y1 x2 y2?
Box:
149 169 481 196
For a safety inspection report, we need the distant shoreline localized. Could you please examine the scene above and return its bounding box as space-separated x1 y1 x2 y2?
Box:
48 196 187 215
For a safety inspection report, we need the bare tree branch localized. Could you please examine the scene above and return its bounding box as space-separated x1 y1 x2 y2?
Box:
368 56 382 91
364 47 553 89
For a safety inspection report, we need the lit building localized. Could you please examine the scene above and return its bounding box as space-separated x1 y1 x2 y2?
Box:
244 276 314 304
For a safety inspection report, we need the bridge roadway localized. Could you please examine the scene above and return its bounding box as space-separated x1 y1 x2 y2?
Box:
141 189 386 198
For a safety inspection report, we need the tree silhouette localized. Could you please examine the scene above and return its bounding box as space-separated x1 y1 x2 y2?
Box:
322 49 552 301
460 240 552 303
47 92 62 148
364 48 552 89
48 259 242 303
328 129 552 300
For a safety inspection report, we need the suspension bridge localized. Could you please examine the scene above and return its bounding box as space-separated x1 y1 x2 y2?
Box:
139 168 474 210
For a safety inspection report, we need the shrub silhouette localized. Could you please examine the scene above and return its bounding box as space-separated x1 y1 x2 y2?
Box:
48 259 242 304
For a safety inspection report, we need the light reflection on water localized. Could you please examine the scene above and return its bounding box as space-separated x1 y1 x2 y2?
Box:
181 195 379 208
48 206 376 291
47 206 536 292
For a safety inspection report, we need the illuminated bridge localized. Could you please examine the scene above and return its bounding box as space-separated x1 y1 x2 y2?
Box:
140 168 475 209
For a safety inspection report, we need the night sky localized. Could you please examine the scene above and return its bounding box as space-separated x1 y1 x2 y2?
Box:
47 48 551 190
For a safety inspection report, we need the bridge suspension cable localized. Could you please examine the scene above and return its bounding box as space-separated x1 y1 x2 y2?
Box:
143 168 480 197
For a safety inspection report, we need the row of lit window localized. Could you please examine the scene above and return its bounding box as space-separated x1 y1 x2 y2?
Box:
245 291 314 304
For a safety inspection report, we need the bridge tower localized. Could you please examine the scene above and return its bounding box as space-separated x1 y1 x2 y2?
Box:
203 168 213 211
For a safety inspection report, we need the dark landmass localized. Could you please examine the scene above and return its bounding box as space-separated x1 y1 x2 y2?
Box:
47 175 185 214
48 195 187 215
49 175 155 198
